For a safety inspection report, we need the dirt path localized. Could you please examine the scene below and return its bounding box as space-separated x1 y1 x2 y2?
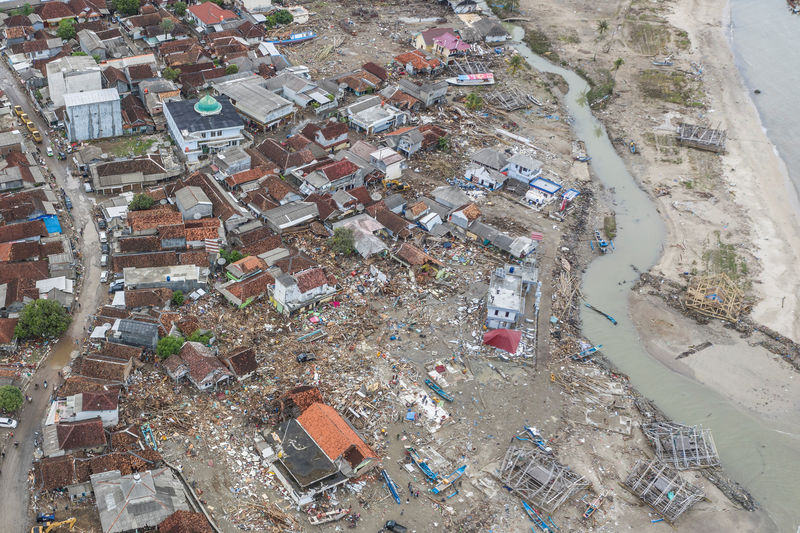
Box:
0 59 105 531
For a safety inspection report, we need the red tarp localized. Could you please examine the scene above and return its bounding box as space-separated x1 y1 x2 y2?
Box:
482 328 522 354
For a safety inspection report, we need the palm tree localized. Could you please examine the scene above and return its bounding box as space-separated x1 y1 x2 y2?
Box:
613 57 624 78
596 20 609 36
160 18 175 39
508 54 525 75
465 92 483 111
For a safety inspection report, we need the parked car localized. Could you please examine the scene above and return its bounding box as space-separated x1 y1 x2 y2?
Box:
296 353 317 363
101 242 109 255
97 218 107 229
100 271 108 283
384 521 407 533
13 105 23 117
64 196 72 210
100 254 108 267
46 146 53 157
108 280 124 293
99 231 107 243
57 151 66 160
0 417 18 429
83 182 92 193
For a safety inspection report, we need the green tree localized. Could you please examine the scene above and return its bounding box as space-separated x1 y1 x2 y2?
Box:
172 1 187 16
613 57 625 79
171 290 184 307
71 51 88 56
437 136 450 151
157 336 184 359
128 193 154 211
0 385 23 412
508 54 525 75
465 92 483 110
264 15 276 29
160 18 175 37
596 20 609 36
220 249 244 264
113 0 141 16
203 0 223 6
328 227 355 256
274 9 293 25
188 330 212 344
11 3 33 15
14 299 71 339
163 66 181 81
225 64 239 75
57 19 76 40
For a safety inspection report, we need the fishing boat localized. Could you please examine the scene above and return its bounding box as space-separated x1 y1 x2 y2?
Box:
381 469 402 504
585 303 618 326
264 30 317 45
522 501 556 532
527 95 543 106
424 378 454 402
446 72 495 86
406 447 438 482
575 155 591 162
571 344 602 362
521 426 552 454
651 56 673 66
431 465 466 494
308 508 350 525
592 229 613 254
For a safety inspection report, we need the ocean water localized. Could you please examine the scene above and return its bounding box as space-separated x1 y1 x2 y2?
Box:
729 0 800 199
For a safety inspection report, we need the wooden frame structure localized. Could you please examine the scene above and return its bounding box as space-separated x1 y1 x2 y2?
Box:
642 422 720 470
498 444 589 513
676 123 727 153
485 88 531 111
623 459 704 523
685 273 742 322
449 59 491 75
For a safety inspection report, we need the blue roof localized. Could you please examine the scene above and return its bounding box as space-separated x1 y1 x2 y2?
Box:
30 214 62 234
530 177 562 195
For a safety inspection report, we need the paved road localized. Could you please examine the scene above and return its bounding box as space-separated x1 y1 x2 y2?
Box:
0 60 105 531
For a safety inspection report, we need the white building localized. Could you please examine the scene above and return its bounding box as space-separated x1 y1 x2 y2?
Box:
163 94 245 162
213 76 295 129
45 391 119 427
486 264 537 329
46 55 102 108
64 89 124 142
271 267 337 315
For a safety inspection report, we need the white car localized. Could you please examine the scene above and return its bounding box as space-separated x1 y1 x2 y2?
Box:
0 417 18 429
46 146 53 157
100 270 108 283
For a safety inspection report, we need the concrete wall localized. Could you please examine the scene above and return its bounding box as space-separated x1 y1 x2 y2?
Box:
66 99 123 142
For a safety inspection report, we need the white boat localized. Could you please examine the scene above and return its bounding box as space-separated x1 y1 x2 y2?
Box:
446 73 495 86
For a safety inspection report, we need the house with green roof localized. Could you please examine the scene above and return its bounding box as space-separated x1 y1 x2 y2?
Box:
163 94 245 162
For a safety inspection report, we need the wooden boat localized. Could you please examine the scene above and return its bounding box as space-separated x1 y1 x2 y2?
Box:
424 378 454 402
571 344 602 362
522 426 552 454
406 447 438 482
431 465 466 494
585 303 618 326
651 56 673 66
264 30 317 45
593 229 613 254
381 469 402 504
446 73 495 86
527 95 543 106
522 501 554 532
575 155 591 162
308 508 350 525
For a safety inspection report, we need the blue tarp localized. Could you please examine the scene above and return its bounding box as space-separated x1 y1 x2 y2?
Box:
30 215 62 234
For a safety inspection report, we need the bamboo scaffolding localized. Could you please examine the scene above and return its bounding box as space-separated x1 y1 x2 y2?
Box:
676 123 727 153
623 459 704 523
642 422 720 470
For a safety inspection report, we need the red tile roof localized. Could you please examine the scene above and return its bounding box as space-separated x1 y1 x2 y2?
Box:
294 267 329 293
118 236 160 253
348 186 372 206
36 1 75 21
128 207 183 233
179 250 209 267
374 207 411 237
226 270 274 301
98 342 143 360
253 139 314 171
127 63 154 81
77 354 130 381
56 418 106 451
0 260 49 284
158 510 213 533
297 403 376 465
0 219 48 244
221 346 257 377
187 2 237 24
305 193 338 221
394 50 441 71
263 175 296 203
81 390 119 411
224 167 270 188
37 455 77 491
0 318 18 344
113 251 178 272
319 160 359 181
158 224 186 240
59 376 121 397
395 242 442 267
124 288 173 309
178 341 231 385
363 61 388 81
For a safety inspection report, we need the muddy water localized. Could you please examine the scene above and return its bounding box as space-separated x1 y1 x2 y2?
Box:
508 25 797 532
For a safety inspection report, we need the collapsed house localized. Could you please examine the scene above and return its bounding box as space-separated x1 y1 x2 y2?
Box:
623 459 705 523
498 444 589 513
642 422 720 470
